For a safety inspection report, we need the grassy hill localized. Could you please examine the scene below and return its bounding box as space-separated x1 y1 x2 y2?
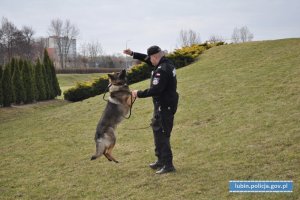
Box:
1 39 299 199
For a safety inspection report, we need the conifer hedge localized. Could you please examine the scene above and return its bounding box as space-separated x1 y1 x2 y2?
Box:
0 66 3 106
0 50 61 107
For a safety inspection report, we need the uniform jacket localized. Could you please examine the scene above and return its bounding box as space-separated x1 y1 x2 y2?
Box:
133 52 179 114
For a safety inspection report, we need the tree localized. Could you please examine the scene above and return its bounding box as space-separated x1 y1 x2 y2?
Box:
48 18 79 68
2 63 13 107
43 50 55 99
50 62 61 97
231 26 254 43
0 65 3 106
22 60 35 103
41 61 50 100
35 58 47 100
0 17 17 64
43 49 61 97
87 41 103 67
0 17 37 65
178 29 201 47
31 61 39 101
20 26 35 60
208 35 225 44
12 60 25 104
240 26 254 42
231 27 240 43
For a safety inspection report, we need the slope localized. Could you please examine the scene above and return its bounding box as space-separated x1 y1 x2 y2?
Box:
0 38 299 200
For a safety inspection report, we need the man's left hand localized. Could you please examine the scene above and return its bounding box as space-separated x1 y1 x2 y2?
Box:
131 90 138 98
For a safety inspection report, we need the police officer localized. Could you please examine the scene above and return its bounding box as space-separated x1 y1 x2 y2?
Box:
123 46 179 174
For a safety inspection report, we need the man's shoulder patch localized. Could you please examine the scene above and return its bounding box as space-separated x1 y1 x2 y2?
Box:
152 77 160 85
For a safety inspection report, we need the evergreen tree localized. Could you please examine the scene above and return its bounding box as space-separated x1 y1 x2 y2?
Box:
2 64 14 107
28 61 36 103
18 59 26 102
10 58 18 102
43 49 61 98
10 58 17 77
43 50 55 99
35 59 47 101
22 61 35 103
0 66 3 106
12 61 25 104
41 62 50 100
49 57 61 97
30 62 39 101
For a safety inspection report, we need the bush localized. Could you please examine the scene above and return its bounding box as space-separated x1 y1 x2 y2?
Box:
64 82 94 102
127 63 151 84
0 66 3 106
0 57 62 106
35 59 47 101
12 63 26 104
2 64 14 107
22 61 35 103
63 43 223 102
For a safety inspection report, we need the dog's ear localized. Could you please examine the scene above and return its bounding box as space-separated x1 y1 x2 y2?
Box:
118 69 126 79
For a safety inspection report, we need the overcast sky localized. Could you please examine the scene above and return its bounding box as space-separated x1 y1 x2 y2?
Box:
1 0 300 54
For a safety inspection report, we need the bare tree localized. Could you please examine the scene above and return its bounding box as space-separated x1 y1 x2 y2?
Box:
240 26 254 42
34 37 47 59
231 27 240 43
0 17 17 63
79 42 88 67
178 29 201 47
0 17 41 64
87 41 103 67
208 34 224 44
21 26 35 59
48 19 79 68
231 26 254 43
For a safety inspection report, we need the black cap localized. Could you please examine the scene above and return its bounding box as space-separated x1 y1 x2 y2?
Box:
147 45 161 56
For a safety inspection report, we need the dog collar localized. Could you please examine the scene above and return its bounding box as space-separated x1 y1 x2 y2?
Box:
108 97 121 105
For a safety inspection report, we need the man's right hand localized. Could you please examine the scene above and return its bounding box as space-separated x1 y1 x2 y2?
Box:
123 49 133 56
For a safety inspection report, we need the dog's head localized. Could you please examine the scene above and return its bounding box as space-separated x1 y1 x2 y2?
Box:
107 69 127 86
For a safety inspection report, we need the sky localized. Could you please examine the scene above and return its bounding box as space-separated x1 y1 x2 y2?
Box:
1 0 300 55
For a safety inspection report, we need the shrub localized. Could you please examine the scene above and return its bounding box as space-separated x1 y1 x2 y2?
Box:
0 66 3 106
43 50 61 98
2 64 14 107
63 43 223 102
12 62 26 104
22 61 35 103
35 59 47 101
64 82 94 102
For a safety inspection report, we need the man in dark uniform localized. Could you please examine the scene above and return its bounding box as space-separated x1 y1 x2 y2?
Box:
123 46 179 174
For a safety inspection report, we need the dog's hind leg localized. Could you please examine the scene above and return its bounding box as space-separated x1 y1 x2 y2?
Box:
91 139 105 160
106 144 119 163
104 148 112 161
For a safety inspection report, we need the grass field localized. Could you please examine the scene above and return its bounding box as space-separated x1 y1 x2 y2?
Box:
0 39 299 199
56 73 103 98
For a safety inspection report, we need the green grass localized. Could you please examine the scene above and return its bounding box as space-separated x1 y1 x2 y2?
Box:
56 73 103 98
1 39 299 199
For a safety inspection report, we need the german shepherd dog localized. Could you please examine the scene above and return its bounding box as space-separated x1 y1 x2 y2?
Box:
91 69 134 163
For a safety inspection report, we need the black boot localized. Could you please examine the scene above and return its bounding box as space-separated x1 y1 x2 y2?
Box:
149 161 163 170
155 165 176 174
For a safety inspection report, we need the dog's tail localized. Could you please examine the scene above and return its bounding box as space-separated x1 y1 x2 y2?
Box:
91 138 106 160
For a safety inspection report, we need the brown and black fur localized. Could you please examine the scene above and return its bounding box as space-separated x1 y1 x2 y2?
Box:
91 69 134 162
